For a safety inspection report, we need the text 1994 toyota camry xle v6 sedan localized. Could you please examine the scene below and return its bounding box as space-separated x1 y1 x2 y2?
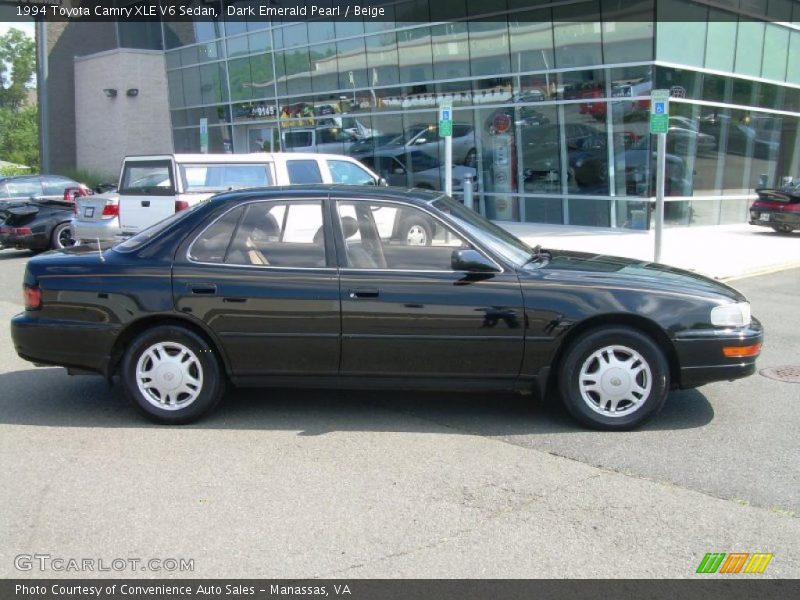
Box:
10 186 763 430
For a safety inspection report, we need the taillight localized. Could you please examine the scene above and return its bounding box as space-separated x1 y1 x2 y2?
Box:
175 200 190 212
0 226 32 235
785 203 800 212
102 203 119 217
23 284 42 311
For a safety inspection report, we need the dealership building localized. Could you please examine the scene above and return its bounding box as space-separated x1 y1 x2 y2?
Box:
38 0 800 228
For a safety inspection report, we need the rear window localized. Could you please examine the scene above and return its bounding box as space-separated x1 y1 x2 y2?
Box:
114 203 199 253
5 177 42 199
120 161 175 195
180 164 273 192
286 160 323 184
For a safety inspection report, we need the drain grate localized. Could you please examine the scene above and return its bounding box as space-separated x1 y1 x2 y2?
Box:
760 365 800 383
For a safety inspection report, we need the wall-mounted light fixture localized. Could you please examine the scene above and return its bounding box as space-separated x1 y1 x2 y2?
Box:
126 88 139 98
103 88 117 98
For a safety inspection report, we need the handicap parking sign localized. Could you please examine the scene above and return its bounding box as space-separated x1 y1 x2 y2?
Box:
441 109 451 120
654 102 665 114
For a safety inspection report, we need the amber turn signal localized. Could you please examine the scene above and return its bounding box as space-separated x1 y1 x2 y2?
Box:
722 343 762 358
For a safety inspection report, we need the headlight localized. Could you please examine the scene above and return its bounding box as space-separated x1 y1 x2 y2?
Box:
710 302 751 327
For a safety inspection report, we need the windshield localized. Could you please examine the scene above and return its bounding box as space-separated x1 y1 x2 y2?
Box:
114 203 201 253
433 197 534 266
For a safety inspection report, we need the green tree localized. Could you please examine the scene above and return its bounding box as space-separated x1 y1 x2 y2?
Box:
0 27 38 169
0 28 36 110
0 104 39 168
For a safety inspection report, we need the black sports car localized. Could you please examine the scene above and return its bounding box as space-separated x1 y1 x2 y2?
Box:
10 185 763 430
0 198 77 251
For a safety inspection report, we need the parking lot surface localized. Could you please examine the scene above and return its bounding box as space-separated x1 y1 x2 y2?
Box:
0 248 798 578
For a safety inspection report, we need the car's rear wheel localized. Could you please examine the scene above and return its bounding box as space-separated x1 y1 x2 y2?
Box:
120 326 225 424
558 326 669 430
771 224 795 234
51 222 76 250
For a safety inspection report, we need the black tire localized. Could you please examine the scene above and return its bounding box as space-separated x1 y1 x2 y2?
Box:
558 326 669 431
771 225 795 234
51 222 76 250
120 325 226 424
399 216 433 247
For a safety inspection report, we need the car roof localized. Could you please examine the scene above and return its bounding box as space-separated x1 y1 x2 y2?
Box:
206 184 445 206
122 153 364 164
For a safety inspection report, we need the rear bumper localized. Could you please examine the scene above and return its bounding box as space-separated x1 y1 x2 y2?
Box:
0 231 47 250
71 216 122 242
749 211 800 229
10 312 120 376
672 318 764 389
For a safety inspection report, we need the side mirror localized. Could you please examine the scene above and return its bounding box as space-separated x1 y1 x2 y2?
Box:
378 177 389 187
414 138 427 145
393 167 406 175
451 249 498 273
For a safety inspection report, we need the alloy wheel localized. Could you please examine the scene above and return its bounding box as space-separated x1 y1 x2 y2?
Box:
578 345 652 417
135 342 204 410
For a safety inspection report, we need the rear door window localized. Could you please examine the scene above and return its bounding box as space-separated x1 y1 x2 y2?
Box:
188 206 246 263
180 164 273 192
225 201 326 268
120 160 175 195
286 160 323 184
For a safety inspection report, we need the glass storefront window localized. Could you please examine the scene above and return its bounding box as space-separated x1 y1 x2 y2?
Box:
735 20 765 78
398 27 434 84
705 11 737 72
553 2 603 69
469 21 511 77
366 33 400 88
309 42 338 93
431 23 470 80
656 0 707 67
337 38 368 90
601 0 654 63
508 10 555 73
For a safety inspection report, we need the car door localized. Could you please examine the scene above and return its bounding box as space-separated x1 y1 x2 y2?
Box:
118 159 177 234
173 198 340 381
333 198 525 386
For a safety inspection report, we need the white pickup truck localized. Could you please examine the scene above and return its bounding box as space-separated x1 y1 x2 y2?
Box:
117 152 383 236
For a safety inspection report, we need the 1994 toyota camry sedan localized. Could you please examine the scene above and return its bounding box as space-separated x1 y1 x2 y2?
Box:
10 186 763 430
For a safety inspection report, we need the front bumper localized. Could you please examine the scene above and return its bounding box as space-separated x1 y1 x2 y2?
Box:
672 318 764 388
11 312 120 376
71 216 122 243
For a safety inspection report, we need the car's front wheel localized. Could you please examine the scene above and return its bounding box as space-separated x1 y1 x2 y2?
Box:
558 326 669 430
120 325 225 424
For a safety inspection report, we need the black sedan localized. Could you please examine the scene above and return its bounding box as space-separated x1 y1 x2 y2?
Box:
10 186 763 430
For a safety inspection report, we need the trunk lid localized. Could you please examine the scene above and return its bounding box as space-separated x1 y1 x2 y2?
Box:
75 192 120 222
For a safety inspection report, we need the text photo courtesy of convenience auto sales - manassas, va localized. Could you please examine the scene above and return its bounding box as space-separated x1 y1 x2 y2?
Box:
1 1 799 598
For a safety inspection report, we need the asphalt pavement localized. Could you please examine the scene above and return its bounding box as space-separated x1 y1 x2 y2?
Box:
0 248 797 578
